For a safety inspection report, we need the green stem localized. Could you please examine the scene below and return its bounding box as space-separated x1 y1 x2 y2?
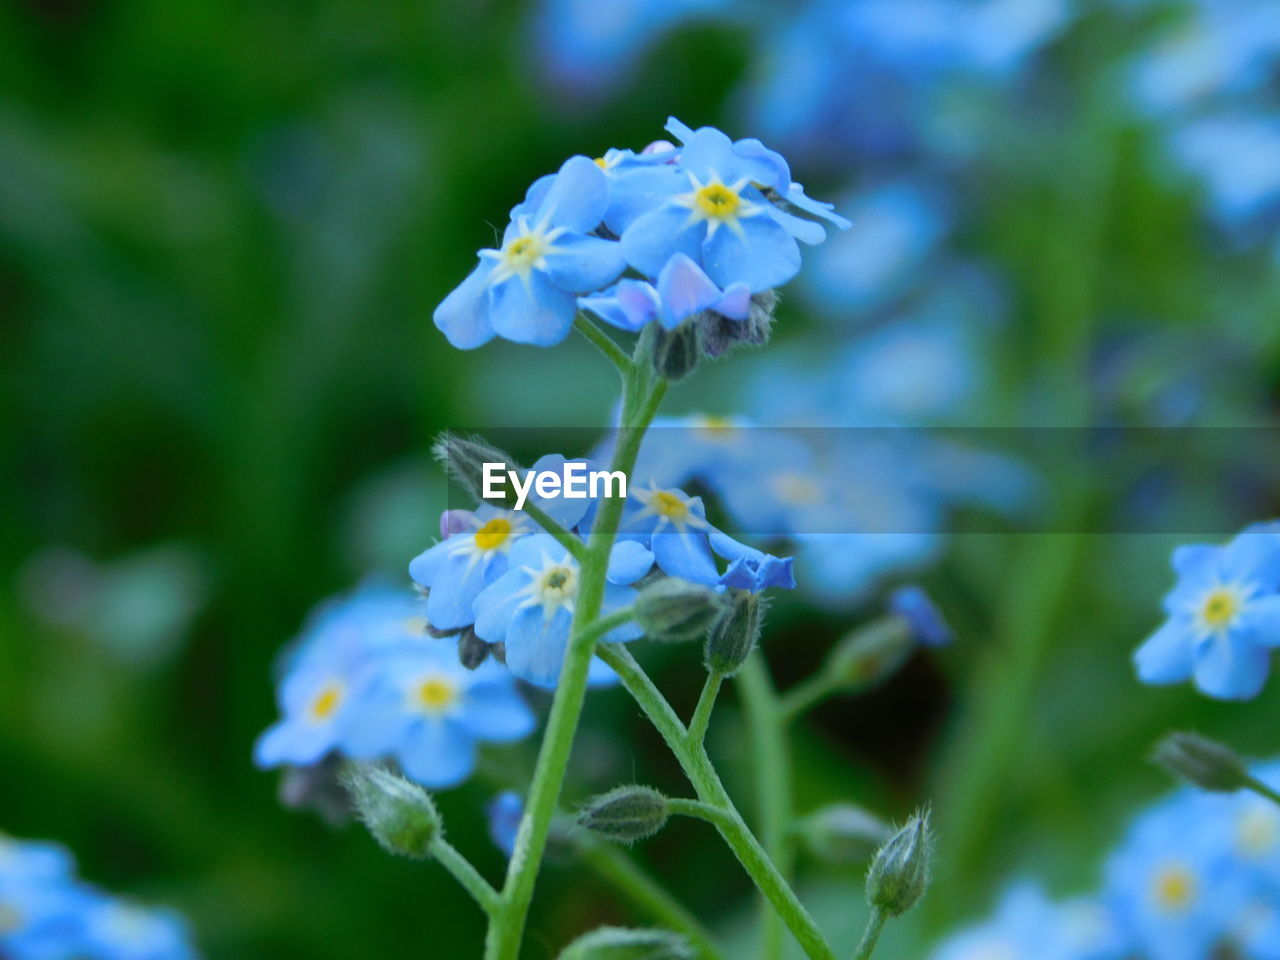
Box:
687 672 724 749
581 606 635 646
575 838 723 960
431 837 501 916
851 909 886 960
738 653 792 960
484 376 666 960
778 672 839 724
1245 776 1280 808
596 645 836 960
522 500 588 563
575 314 632 374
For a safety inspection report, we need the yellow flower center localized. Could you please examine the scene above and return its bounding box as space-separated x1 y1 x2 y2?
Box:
695 415 738 441
309 682 344 721
475 517 514 552
539 565 577 600
652 490 690 520
416 675 458 712
772 472 823 506
0 903 21 934
502 233 546 273
694 183 742 219
1201 587 1239 629
1237 805 1279 857
1153 862 1197 913
594 156 609 168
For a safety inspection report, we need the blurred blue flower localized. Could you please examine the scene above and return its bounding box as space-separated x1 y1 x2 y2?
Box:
889 585 954 647
473 534 646 687
488 792 524 858
619 119 847 293
929 880 1127 960
1134 522 1280 699
579 253 751 332
79 898 198 960
1168 115 1280 233
339 639 535 789
434 156 625 348
1104 790 1241 960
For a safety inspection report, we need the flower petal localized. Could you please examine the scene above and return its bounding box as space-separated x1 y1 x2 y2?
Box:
459 682 536 741
538 155 609 234
505 605 573 688
607 539 655 584
488 271 578 346
397 718 476 788
434 259 496 349
1241 594 1280 648
1193 631 1270 700
544 233 626 292
702 214 801 292
621 204 705 278
1133 618 1195 684
656 252 723 325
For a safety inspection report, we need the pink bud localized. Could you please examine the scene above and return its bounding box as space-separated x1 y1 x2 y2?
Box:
641 139 678 159
440 509 474 538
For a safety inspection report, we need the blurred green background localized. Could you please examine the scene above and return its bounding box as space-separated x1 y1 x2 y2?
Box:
4 1 1280 957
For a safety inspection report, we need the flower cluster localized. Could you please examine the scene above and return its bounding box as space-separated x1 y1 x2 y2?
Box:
928 763 1280 960
0 833 196 960
410 454 795 687
433 117 848 351
1134 522 1280 700
254 585 536 788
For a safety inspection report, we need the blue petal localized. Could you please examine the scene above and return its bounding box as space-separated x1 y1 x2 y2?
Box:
702 215 801 292
545 233 626 291
607 539 655 584
526 454 594 528
336 688 408 759
397 718 476 788
652 530 719 584
472 569 530 642
434 259 497 349
713 282 752 319
621 204 704 277
730 136 792 191
1219 530 1280 588
602 582 643 641
537 155 609 233
408 540 451 589
488 271 578 346
587 656 621 686
1133 618 1195 684
253 720 334 768
460 680 536 741
1171 543 1218 578
579 289 644 332
1193 631 1270 700
664 116 696 143
1241 594 1280 648
766 204 827 245
426 554 501 631
655 252 722 325
786 183 853 229
510 173 556 222
505 605 573 687
604 162 686 235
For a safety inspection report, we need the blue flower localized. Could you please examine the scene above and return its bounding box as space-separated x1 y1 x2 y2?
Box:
0 837 75 886
619 118 848 293
338 638 535 788
254 586 423 769
1103 790 1242 960
410 456 594 632
929 881 1126 960
1134 523 1280 699
434 156 625 348
487 792 524 857
889 585 954 647
78 897 198 960
472 534 647 687
0 876 94 960
579 253 751 332
620 483 795 591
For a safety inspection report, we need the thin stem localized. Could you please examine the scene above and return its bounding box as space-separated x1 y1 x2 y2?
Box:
581 606 635 646
778 672 839 724
521 500 587 563
738 653 792 960
687 672 724 749
575 314 632 374
668 797 729 823
485 375 667 960
575 838 723 960
851 908 886 960
596 644 837 960
1245 776 1280 808
431 837 501 916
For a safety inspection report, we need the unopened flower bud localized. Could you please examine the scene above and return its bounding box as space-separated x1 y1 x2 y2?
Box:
1152 732 1249 793
558 926 694 960
342 764 441 860
457 627 492 670
432 431 521 508
440 509 474 538
651 323 701 381
578 786 670 845
699 290 777 359
798 804 892 866
866 810 932 917
824 617 915 692
634 578 725 642
704 590 765 676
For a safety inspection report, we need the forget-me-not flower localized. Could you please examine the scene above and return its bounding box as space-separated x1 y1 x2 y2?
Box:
488 792 524 857
1134 522 1280 699
579 252 751 332
434 156 625 348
